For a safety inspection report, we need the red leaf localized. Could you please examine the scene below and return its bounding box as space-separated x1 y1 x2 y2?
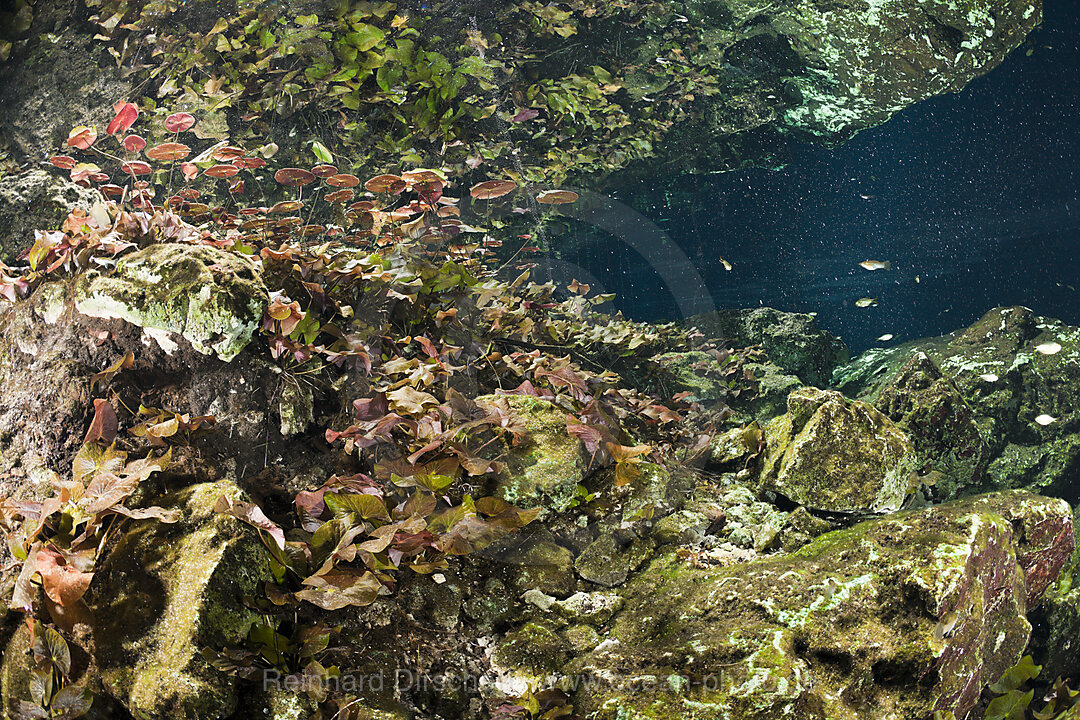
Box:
164 112 196 133
106 102 139 136
214 495 286 550
83 399 118 445
510 108 539 122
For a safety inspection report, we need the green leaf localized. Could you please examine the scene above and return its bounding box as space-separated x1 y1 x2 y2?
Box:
986 689 1034 720
311 140 334 164
346 24 385 52
324 492 391 522
990 655 1041 694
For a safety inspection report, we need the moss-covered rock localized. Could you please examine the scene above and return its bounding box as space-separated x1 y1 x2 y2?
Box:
90 480 271 720
0 169 100 265
834 307 1080 497
488 394 588 515
561 491 1073 720
685 308 849 387
759 387 916 513
874 352 990 500
75 243 267 362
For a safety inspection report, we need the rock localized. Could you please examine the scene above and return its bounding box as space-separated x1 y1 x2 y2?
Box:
575 533 654 589
685 308 849 387
874 352 990 500
652 510 710 546
553 591 623 626
708 425 760 470
0 25 129 164
834 307 1080 497
780 506 834 553
561 491 1073 720
90 480 272 720
75 243 268 362
489 395 587 515
0 169 100 264
495 533 577 599
1031 503 1080 683
493 622 570 675
759 387 916 513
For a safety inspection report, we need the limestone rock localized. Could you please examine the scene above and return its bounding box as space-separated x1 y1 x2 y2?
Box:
0 169 100 264
562 491 1073 720
489 394 587 515
874 352 990 499
90 480 272 720
759 387 916 513
834 307 1080 496
75 243 267 362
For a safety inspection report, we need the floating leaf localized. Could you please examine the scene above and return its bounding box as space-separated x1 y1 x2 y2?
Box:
121 134 147 153
106 101 139 135
66 126 97 150
180 162 199 180
35 546 93 608
146 142 190 162
364 174 406 194
164 112 196 133
269 200 302 214
233 156 266 170
211 145 245 162
324 189 354 203
470 180 517 200
119 160 152 175
326 173 359 188
536 189 579 205
275 168 316 187
49 155 76 170
204 164 239 178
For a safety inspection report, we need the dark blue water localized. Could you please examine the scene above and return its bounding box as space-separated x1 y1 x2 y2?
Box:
564 0 1080 355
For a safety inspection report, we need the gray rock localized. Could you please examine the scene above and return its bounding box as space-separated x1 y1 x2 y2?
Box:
0 169 100 264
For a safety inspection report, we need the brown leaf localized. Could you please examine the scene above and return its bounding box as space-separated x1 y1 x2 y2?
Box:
90 351 134 391
83 399 118 445
214 495 286 550
35 546 93 607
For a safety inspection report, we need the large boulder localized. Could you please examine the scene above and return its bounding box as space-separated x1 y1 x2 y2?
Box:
75 243 268 362
834 307 1080 499
557 491 1073 720
759 387 916 514
489 394 588 516
90 481 271 720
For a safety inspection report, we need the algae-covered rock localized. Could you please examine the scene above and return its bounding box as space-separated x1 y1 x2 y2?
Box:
488 394 587 515
874 352 990 500
90 480 271 720
75 243 267 362
759 387 916 513
562 491 1073 720
834 307 1080 497
685 308 849 387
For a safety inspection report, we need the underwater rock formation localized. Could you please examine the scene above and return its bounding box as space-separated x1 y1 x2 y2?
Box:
835 306 1080 500
0 170 99 265
759 387 916 514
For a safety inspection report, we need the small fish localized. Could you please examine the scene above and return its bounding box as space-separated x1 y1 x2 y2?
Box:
859 260 891 271
1035 414 1057 426
979 373 999 382
876 333 894 341
915 275 921 283
859 194 874 200
720 258 732 271
1035 342 1062 355
673 13 689 22
855 298 878 308
933 611 959 642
